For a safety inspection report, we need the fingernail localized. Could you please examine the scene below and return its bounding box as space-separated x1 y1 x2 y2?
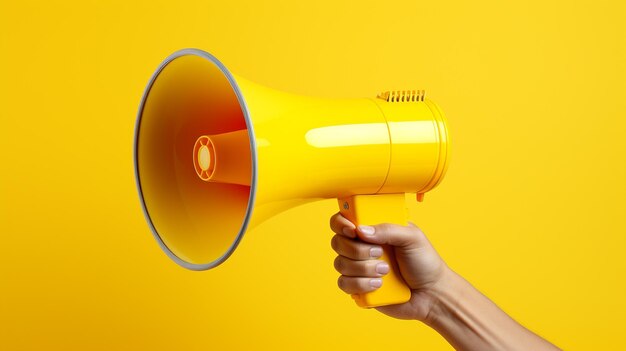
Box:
359 225 375 236
369 247 383 258
376 262 389 275
370 278 383 288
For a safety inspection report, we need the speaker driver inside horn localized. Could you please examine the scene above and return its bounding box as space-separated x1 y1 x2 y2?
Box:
135 50 255 269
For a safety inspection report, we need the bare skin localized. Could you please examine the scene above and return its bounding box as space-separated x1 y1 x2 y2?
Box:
330 213 560 351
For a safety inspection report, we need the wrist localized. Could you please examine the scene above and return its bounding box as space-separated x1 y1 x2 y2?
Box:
416 268 561 351
419 266 464 326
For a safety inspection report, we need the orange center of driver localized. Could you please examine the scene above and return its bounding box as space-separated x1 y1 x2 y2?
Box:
193 135 216 181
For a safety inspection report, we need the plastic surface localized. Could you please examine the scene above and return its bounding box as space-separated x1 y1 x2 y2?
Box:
135 51 254 270
236 78 450 206
338 194 412 307
135 49 450 300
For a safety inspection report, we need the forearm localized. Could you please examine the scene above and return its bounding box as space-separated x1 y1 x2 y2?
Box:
423 268 560 351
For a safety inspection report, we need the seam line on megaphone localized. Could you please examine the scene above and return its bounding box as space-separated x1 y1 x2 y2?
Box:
367 97 394 195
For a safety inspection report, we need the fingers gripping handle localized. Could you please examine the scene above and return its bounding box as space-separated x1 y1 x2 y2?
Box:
337 194 412 308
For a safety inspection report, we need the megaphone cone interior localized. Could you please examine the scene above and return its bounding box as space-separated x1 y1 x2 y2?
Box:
192 131 252 186
135 49 449 306
136 50 255 270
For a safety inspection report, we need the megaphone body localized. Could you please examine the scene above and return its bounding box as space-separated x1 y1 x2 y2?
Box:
135 49 449 307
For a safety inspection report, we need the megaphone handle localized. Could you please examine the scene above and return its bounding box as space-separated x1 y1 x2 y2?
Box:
338 194 412 308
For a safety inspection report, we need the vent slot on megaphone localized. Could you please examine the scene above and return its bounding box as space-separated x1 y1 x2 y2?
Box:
377 90 425 102
135 49 450 281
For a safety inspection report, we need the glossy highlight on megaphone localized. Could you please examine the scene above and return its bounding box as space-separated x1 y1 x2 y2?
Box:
135 48 449 306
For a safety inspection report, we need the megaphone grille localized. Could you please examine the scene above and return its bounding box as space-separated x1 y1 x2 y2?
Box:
135 50 255 269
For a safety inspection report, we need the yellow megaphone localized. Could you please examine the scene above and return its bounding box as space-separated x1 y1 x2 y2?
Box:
134 49 450 308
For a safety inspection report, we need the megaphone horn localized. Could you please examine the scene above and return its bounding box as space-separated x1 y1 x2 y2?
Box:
135 48 450 308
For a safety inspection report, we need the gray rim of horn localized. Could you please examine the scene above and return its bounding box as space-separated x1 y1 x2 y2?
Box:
133 48 258 270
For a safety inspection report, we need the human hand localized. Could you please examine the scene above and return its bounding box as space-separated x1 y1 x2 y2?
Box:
331 213 561 350
330 212 450 321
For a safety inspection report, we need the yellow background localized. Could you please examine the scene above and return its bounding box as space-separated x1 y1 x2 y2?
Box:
1 1 625 350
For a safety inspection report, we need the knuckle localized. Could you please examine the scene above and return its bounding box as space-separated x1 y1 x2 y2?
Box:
347 245 361 259
343 239 360 258
358 244 374 260
337 276 346 291
330 235 338 251
365 260 378 275
376 223 394 233
405 226 424 246
362 245 374 259
338 238 354 255
338 238 372 260
356 261 372 276
355 278 368 291
333 256 343 272
353 245 370 260
412 226 426 240
329 212 340 229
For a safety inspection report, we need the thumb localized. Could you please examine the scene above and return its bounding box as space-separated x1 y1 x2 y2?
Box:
355 223 426 249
